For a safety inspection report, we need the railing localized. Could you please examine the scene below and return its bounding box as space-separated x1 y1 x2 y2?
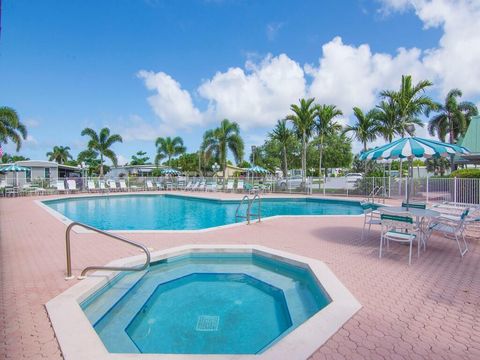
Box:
65 222 151 280
235 194 262 224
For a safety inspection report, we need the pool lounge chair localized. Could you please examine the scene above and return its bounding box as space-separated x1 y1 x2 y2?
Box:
184 181 193 191
226 180 234 192
87 180 98 193
146 180 156 191
107 180 118 192
98 181 108 193
119 180 128 192
196 181 206 191
206 182 217 192
236 180 244 193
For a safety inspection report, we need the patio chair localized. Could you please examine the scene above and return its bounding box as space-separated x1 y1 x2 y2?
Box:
107 180 118 192
119 180 128 192
87 180 98 193
380 212 419 265
206 182 217 192
226 180 234 192
184 181 193 191
55 181 67 194
146 180 156 191
66 180 78 193
361 202 382 241
236 180 244 192
402 202 426 209
190 181 200 191
427 208 470 257
98 180 108 193
196 181 206 191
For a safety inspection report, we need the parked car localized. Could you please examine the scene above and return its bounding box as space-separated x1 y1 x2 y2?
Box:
276 176 304 190
345 173 363 183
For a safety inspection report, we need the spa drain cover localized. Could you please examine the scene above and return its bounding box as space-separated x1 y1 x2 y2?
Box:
196 315 219 331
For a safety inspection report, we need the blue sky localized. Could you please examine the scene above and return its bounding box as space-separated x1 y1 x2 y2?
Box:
1 0 479 165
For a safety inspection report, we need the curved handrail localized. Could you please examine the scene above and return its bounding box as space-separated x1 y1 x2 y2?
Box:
65 222 151 280
249 193 262 223
235 195 251 223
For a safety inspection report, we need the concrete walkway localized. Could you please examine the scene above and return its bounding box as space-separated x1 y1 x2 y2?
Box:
1 192 479 359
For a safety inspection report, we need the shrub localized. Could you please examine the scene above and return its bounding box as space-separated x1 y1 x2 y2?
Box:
450 169 480 178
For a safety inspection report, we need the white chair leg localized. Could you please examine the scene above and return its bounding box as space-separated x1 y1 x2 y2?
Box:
408 241 412 265
379 234 384 258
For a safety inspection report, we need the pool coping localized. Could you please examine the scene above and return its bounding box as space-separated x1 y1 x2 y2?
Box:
35 192 365 234
45 244 362 360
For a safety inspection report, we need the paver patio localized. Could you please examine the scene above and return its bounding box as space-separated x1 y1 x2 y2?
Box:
1 192 479 359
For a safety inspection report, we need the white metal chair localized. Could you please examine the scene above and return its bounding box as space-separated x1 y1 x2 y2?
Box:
427 208 470 257
146 180 156 191
361 202 382 241
87 180 98 193
66 180 77 193
119 180 128 192
236 180 244 192
226 180 234 192
380 212 419 265
107 180 118 192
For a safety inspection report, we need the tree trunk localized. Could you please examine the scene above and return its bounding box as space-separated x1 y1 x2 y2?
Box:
302 132 306 184
318 139 323 178
100 154 104 177
449 116 456 172
282 145 288 178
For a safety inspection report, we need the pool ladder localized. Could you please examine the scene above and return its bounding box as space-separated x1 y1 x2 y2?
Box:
235 194 262 225
65 221 151 280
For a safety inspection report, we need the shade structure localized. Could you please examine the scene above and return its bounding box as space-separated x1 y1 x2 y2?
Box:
161 168 181 176
0 164 30 172
358 137 470 205
359 137 470 161
246 166 270 174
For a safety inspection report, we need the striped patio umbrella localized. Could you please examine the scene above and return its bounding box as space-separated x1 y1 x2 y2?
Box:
0 164 30 172
161 168 181 176
247 165 270 174
359 137 470 205
359 137 469 161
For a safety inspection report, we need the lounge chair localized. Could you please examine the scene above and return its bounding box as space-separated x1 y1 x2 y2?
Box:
380 211 419 265
206 182 217 192
87 180 98 193
226 180 234 192
184 181 193 191
98 181 108 193
427 208 470 257
107 180 118 192
236 180 244 193
146 180 156 191
196 181 206 191
119 180 128 192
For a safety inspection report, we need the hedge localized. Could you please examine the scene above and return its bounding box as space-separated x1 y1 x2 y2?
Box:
450 169 480 178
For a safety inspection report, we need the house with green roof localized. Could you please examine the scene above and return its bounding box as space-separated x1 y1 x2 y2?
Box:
457 115 480 164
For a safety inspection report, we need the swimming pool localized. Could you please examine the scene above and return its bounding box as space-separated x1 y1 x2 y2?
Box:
43 194 363 231
81 252 331 354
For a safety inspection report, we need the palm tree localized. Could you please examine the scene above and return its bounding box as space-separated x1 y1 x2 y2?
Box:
286 98 317 183
380 75 436 137
0 106 27 151
375 100 398 143
201 119 244 179
80 127 123 176
46 146 73 164
427 88 478 144
315 104 343 176
269 119 293 177
155 136 186 166
343 107 380 152
381 75 437 177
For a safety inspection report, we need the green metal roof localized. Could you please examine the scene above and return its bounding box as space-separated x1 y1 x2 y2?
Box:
459 115 480 153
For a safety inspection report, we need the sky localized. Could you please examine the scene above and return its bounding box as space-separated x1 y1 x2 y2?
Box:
1 0 480 165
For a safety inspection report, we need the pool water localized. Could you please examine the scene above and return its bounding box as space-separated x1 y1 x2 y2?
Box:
81 252 331 354
44 194 363 230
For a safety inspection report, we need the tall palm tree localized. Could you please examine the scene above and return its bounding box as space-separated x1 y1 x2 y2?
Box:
269 119 293 178
375 100 398 143
0 106 27 151
286 98 317 183
315 104 343 176
427 88 478 144
201 119 244 179
80 127 123 176
381 75 437 177
343 107 380 152
155 136 186 166
380 75 436 137
46 146 73 164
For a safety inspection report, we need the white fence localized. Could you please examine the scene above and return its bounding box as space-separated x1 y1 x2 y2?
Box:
6 175 480 205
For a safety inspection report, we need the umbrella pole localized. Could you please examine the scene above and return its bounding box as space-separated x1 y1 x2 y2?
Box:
406 158 413 208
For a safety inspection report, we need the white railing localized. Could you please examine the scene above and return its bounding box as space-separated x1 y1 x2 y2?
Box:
4 174 479 205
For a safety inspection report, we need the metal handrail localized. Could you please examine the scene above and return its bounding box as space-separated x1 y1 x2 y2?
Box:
65 222 151 280
235 195 251 223
248 194 262 223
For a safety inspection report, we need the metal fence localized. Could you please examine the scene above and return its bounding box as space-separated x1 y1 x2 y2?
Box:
4 175 480 205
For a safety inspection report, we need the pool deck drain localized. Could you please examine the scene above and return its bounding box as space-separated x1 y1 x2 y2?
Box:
196 315 220 331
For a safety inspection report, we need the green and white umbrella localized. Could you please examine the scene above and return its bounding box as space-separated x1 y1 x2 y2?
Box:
161 168 181 176
359 137 470 205
247 166 270 174
359 137 469 161
0 164 30 186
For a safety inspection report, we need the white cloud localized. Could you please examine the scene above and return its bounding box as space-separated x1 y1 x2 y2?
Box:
306 36 427 116
137 70 203 130
24 118 40 128
116 115 170 142
198 54 306 129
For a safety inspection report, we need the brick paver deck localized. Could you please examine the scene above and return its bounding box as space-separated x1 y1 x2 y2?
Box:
1 192 479 359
